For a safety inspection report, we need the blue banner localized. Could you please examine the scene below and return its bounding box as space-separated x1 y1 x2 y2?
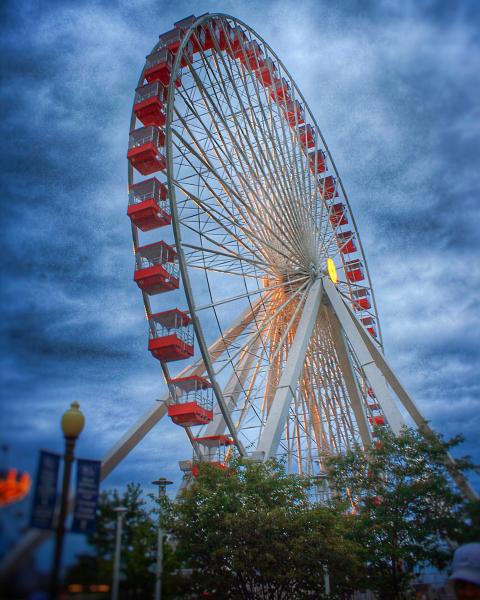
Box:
30 450 60 530
71 459 101 534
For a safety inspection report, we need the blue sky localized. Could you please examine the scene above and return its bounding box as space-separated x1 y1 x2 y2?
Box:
1 0 479 570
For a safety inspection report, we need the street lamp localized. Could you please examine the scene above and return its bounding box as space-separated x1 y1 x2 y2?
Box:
152 477 173 600
49 401 85 599
112 506 128 600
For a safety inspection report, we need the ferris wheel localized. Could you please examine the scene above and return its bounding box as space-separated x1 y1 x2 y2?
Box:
125 12 476 488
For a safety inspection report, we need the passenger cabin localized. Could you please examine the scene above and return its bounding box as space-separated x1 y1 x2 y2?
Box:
226 26 248 59
319 175 338 200
299 124 315 149
361 316 377 337
345 259 364 283
158 28 195 65
133 82 166 128
270 77 291 103
148 309 194 362
168 376 214 427
254 57 277 86
127 126 166 176
144 48 175 86
368 403 381 411
239 40 264 69
308 149 326 173
329 203 347 227
336 231 356 254
212 19 233 51
191 435 234 476
174 14 208 52
352 288 371 311
127 177 170 231
283 99 305 126
134 241 179 295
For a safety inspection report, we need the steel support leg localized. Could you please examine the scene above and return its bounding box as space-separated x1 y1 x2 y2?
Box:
326 304 372 448
254 279 323 461
345 302 479 502
323 278 404 434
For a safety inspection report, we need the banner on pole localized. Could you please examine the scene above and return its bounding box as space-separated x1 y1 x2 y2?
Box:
30 450 61 530
71 458 101 534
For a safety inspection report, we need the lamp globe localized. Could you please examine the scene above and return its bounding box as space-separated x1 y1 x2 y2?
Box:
61 401 85 439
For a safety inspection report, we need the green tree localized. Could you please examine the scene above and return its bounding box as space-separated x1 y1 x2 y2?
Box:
162 458 362 599
66 482 157 596
326 426 480 600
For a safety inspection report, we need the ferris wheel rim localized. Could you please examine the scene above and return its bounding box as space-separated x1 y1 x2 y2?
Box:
128 12 385 465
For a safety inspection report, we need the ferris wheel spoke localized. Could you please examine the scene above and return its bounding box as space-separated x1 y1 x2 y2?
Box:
177 65 310 269
172 175 273 266
171 123 307 270
194 276 307 312
182 242 271 271
214 278 311 377
209 41 314 260
207 50 312 261
172 168 306 272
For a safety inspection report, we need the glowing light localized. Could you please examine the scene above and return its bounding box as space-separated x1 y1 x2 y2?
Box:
327 258 338 284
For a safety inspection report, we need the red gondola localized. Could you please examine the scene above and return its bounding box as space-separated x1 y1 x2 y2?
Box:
174 14 208 52
191 435 234 476
352 288 371 311
319 175 339 201
269 77 291 103
329 203 347 227
254 57 277 86
127 126 166 176
308 149 326 173
133 82 166 128
336 230 356 254
168 376 214 427
134 241 179 295
127 177 170 231
299 124 315 149
226 26 248 59
148 309 194 362
144 48 175 86
283 99 304 126
345 259 364 283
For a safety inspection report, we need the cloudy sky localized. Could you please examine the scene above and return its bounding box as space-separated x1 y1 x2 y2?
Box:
1 0 479 570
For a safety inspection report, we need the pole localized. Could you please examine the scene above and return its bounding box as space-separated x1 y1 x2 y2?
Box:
112 507 127 600
153 477 172 600
49 436 76 600
323 564 330 597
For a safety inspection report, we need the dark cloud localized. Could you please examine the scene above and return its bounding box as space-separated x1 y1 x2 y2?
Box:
1 0 479 568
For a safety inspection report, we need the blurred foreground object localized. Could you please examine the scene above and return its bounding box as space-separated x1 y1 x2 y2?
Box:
0 469 31 507
449 543 480 600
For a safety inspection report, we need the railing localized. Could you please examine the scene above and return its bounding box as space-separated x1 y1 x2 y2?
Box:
137 256 179 280
150 323 193 346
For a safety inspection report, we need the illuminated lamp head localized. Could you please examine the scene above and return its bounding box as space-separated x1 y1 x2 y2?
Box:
326 258 338 284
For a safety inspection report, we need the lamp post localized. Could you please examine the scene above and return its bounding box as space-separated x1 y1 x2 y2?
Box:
152 477 173 600
112 506 128 600
49 401 85 600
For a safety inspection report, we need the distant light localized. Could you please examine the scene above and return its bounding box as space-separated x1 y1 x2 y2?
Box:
327 258 338 284
68 584 83 592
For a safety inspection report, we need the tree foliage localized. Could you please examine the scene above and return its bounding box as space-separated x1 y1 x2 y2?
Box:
163 458 362 599
326 426 480 599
